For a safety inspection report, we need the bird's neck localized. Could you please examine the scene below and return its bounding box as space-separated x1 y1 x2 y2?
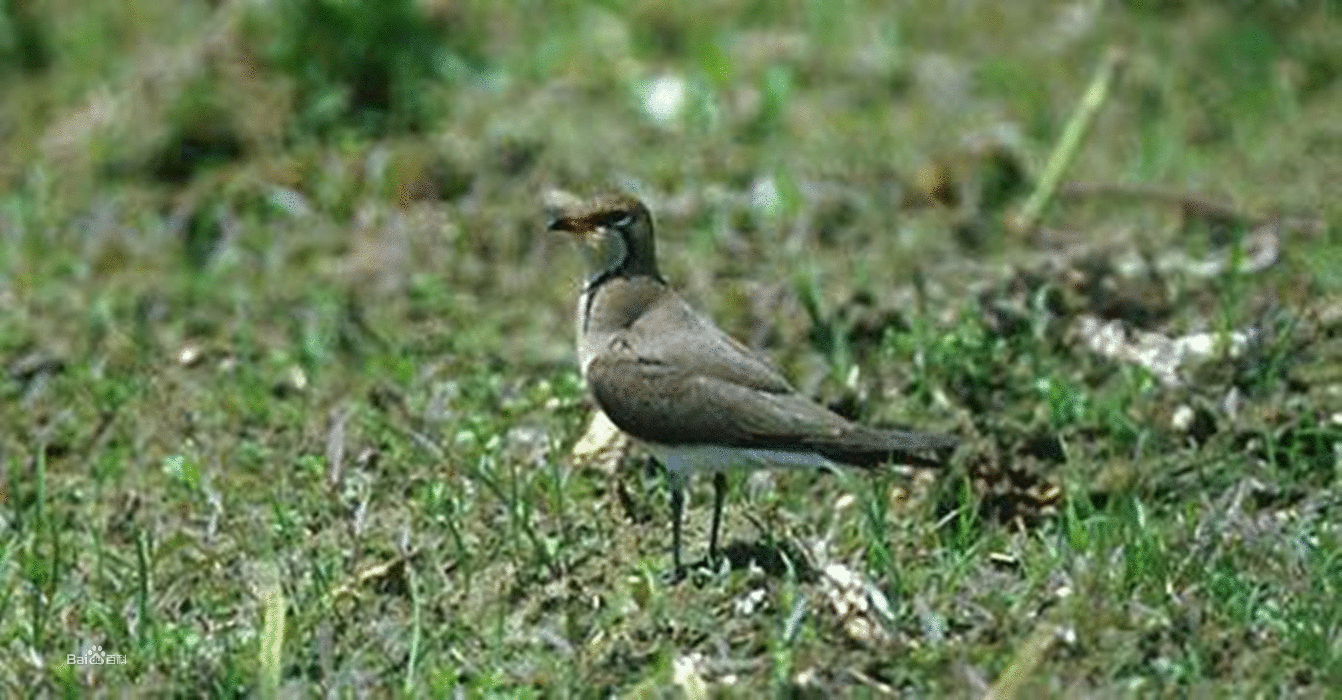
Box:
579 274 667 335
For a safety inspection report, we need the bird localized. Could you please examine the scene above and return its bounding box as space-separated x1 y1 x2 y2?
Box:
547 190 957 579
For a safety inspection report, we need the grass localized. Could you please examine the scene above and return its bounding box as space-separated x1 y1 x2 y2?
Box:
2 0 1341 695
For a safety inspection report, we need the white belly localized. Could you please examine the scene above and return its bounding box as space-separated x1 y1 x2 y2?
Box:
640 441 835 480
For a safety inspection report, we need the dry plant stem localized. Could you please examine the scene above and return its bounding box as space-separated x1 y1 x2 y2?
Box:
983 622 1062 700
258 564 285 700
1011 48 1127 234
1057 181 1250 230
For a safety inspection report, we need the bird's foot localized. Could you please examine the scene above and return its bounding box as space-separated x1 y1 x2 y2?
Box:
660 564 687 586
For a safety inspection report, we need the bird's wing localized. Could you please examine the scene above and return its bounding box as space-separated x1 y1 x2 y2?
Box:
585 354 954 465
628 293 796 393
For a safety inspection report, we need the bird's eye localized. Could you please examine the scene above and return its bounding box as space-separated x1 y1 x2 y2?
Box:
605 212 634 229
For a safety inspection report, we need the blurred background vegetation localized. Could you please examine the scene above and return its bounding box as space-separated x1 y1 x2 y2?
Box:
1 0 1340 695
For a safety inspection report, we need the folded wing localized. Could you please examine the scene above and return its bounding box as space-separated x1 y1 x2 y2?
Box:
585 354 956 467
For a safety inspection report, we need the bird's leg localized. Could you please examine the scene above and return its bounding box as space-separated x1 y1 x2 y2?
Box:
668 471 686 582
709 471 727 566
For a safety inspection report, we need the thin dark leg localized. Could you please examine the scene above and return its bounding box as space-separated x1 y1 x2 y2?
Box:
670 480 685 580
709 471 727 564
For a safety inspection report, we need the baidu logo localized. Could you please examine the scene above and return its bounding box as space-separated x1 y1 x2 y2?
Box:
68 645 128 666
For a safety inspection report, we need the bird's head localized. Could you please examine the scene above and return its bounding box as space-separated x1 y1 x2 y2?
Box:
545 191 661 285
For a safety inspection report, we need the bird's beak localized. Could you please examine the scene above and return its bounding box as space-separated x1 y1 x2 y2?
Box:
545 214 571 232
547 215 595 242
543 189 585 234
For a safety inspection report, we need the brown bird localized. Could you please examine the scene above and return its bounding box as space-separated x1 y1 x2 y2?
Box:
548 191 956 578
